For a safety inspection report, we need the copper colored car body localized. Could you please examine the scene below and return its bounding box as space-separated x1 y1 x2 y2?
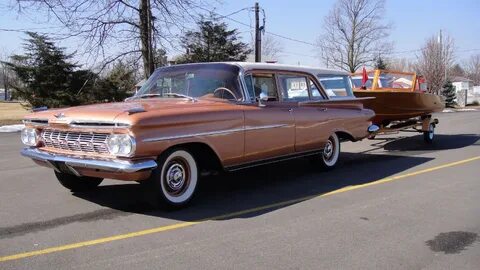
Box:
21 62 377 207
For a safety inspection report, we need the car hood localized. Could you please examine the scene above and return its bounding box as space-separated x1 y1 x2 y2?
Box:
24 98 236 125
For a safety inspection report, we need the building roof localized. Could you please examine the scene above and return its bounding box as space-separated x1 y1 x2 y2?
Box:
451 76 473 82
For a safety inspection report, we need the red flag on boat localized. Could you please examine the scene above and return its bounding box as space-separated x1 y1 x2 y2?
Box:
361 66 368 88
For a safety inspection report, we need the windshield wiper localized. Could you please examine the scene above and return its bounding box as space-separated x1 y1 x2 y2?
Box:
164 93 198 102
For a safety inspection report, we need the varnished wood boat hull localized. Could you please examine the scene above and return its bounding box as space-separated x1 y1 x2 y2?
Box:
353 90 445 125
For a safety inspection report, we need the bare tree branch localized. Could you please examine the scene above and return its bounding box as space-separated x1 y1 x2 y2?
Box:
14 0 212 78
316 0 392 72
416 33 455 94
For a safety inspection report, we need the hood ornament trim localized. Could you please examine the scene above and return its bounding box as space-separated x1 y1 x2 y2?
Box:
54 112 66 119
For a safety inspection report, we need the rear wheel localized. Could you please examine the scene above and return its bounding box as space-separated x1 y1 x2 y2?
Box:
54 171 103 192
148 148 199 209
312 133 340 170
423 123 435 143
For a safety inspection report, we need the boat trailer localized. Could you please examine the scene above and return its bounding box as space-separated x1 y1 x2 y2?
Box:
369 115 439 143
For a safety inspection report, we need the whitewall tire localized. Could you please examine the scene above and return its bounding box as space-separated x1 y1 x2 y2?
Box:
319 133 340 170
149 149 199 208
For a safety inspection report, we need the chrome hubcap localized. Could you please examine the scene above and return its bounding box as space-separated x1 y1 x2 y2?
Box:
324 140 334 159
165 162 187 194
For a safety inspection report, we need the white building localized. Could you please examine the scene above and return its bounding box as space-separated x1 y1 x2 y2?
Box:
451 76 473 107
0 88 5 101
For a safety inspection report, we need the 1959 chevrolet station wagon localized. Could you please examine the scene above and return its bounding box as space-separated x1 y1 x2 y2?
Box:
21 62 377 208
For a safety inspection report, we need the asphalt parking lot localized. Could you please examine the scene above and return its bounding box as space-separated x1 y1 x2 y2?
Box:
0 111 479 269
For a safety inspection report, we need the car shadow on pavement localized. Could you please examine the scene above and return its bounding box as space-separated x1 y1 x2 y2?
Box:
73 151 434 222
383 134 479 153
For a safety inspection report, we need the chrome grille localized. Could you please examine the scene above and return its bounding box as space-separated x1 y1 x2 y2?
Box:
41 129 109 154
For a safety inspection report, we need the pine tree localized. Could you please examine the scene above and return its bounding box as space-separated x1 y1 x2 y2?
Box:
177 15 252 63
5 32 133 107
441 80 456 107
5 32 78 108
374 56 388 70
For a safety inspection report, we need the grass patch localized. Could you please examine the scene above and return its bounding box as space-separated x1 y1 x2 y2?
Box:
0 102 29 125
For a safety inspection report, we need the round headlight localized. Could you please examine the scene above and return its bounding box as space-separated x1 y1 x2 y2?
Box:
21 128 39 146
107 134 135 157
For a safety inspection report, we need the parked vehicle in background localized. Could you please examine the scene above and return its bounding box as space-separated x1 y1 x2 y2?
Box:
20 62 377 208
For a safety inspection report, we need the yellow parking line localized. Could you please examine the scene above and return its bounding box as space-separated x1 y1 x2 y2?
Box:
1 155 479 263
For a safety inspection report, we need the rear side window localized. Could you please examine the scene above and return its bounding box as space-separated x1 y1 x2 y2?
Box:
317 75 353 98
277 74 309 101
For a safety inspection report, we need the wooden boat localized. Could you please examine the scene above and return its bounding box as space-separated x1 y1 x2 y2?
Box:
351 70 444 126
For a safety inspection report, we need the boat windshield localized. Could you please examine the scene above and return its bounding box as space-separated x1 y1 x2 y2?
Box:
134 63 243 101
376 71 415 89
352 70 416 90
317 74 354 98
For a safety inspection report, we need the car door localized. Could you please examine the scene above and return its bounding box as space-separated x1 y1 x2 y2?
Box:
277 73 334 153
242 72 295 162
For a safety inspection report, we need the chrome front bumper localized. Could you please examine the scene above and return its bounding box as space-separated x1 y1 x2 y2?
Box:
21 147 157 173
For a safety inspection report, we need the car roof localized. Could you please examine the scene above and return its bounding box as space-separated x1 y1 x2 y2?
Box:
231 62 348 76
166 62 348 77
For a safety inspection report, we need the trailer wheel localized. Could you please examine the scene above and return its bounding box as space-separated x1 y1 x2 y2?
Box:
423 123 435 143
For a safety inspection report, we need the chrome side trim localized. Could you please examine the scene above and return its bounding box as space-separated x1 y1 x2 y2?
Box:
21 148 157 173
143 124 289 142
143 128 245 142
23 119 49 126
244 124 289 131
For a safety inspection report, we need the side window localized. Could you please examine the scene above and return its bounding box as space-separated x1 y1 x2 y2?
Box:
277 74 309 101
249 74 279 101
310 79 325 100
244 75 255 101
317 75 353 98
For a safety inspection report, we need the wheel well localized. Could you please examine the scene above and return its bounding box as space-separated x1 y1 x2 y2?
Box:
335 131 355 142
166 142 223 171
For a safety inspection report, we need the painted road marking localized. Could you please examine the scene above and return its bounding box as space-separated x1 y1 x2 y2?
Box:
1 155 479 263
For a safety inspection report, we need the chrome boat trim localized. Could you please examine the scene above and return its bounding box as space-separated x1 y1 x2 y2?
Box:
143 124 289 142
21 147 157 173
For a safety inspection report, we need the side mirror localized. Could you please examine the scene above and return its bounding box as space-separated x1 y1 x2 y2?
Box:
257 92 268 107
259 92 268 101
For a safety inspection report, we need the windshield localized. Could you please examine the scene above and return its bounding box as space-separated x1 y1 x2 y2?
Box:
134 63 243 101
317 75 354 98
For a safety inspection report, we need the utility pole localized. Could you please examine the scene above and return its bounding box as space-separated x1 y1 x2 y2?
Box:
254 2 262 62
439 29 447 82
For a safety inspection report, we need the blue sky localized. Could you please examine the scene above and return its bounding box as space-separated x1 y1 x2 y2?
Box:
0 0 479 67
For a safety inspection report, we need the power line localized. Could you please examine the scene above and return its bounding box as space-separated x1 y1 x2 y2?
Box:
200 6 480 58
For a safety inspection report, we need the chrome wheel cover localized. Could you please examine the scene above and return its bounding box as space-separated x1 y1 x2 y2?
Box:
323 139 334 160
163 158 190 197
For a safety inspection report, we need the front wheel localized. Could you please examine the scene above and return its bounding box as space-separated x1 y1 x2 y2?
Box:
312 133 340 170
148 149 199 209
54 171 103 192
423 123 435 143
